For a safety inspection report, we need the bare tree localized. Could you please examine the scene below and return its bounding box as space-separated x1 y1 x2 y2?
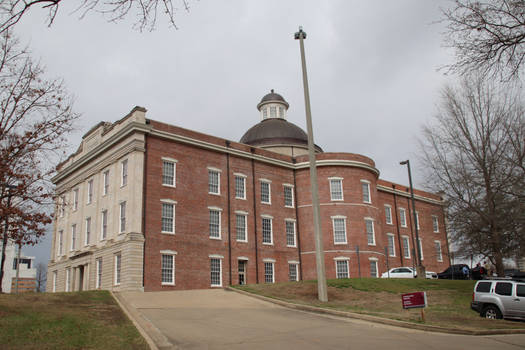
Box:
0 30 78 292
441 0 525 81
420 74 524 276
0 0 193 33
35 262 47 292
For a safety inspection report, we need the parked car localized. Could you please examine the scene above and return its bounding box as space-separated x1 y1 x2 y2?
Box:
438 264 470 279
381 267 437 279
471 278 525 319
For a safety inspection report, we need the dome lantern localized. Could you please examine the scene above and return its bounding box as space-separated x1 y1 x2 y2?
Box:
257 89 289 121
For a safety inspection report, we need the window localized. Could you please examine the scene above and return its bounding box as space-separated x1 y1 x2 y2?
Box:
432 215 439 232
119 201 126 233
335 259 349 279
96 258 102 289
418 238 424 260
161 253 175 285
289 263 298 281
495 282 512 296
263 108 268 119
365 218 375 245
361 181 371 203
262 216 273 244
332 216 347 244
260 180 271 204
385 205 392 224
70 224 77 251
370 259 378 278
234 174 246 199
210 258 222 286
402 236 410 258
387 234 395 257
209 208 222 239
121 159 128 187
53 271 57 292
476 282 492 293
73 189 79 211
279 106 284 118
284 185 294 207
65 268 71 292
101 210 108 240
264 261 274 283
415 211 420 230
114 254 121 286
57 230 63 256
517 285 525 298
399 208 407 227
60 196 65 217
87 179 94 204
329 178 343 201
208 169 220 194
236 212 247 242
161 202 175 234
85 217 91 246
270 106 276 118
103 170 109 195
162 159 176 186
434 241 443 262
285 220 296 247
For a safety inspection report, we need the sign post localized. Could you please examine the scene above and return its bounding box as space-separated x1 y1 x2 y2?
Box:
401 292 427 322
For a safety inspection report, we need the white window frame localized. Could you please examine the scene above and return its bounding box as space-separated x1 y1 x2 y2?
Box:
263 259 275 283
87 179 94 204
70 224 77 251
432 215 439 233
334 257 350 279
331 215 347 244
121 159 128 187
329 177 344 201
361 180 371 203
161 250 177 286
418 238 424 260
114 254 121 286
208 167 221 195
209 207 222 240
285 219 297 247
85 217 91 246
119 201 126 233
234 173 246 200
73 189 79 211
260 179 271 204
162 157 177 187
387 233 396 257
261 215 273 245
53 270 57 292
283 184 294 208
209 255 223 287
288 261 299 282
365 218 375 246
369 258 379 278
434 240 443 262
399 208 407 227
384 205 392 225
235 211 248 242
103 170 109 196
65 267 70 292
415 211 420 230
402 235 411 259
57 230 63 256
161 199 177 234
101 210 108 240
96 258 102 289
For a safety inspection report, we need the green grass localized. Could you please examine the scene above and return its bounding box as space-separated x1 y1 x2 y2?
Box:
234 278 525 331
0 290 149 350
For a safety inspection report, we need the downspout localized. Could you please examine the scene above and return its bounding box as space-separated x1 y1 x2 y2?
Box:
251 148 259 283
392 185 404 266
141 128 149 290
225 141 232 286
406 188 417 269
292 162 303 280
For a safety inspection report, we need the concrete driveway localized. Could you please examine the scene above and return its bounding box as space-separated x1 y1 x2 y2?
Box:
117 289 525 350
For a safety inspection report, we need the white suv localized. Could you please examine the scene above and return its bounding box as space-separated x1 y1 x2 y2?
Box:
471 278 525 319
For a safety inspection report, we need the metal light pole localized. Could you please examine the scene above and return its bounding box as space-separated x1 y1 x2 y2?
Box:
0 184 16 293
399 160 425 278
295 27 328 302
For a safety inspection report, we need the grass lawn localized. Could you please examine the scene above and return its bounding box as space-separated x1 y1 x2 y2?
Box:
234 278 525 331
0 290 149 350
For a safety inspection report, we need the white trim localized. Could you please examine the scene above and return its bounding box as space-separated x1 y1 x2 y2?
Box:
283 183 294 187
160 253 176 286
401 235 411 259
384 205 393 225
263 258 276 263
209 254 224 259
114 254 121 286
208 206 223 211
260 214 274 219
288 260 300 264
386 233 396 257
259 178 272 183
207 166 222 172
432 215 440 233
368 257 379 261
162 157 178 163
330 215 347 219
285 219 297 247
399 208 407 227
161 199 178 204
238 256 249 261
235 210 249 215
376 185 443 205
332 216 347 245
434 240 443 262
361 180 371 203
260 180 272 204
327 176 344 180
233 172 247 177
283 184 294 208
333 256 350 261
210 257 223 287
329 178 344 201
160 250 178 255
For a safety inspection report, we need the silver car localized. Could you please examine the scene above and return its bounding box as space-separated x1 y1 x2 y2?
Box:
471 279 525 319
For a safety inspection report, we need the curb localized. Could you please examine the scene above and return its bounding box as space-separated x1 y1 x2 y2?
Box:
227 287 525 336
112 291 175 350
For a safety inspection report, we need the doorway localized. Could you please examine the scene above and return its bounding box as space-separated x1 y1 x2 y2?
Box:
238 260 247 285
78 265 84 291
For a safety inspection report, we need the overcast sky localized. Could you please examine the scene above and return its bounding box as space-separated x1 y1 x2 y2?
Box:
13 0 457 265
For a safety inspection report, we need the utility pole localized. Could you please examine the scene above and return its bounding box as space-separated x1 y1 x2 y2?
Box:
399 160 425 278
295 27 328 302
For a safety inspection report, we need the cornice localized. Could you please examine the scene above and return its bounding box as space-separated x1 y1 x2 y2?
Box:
294 159 380 176
377 184 443 206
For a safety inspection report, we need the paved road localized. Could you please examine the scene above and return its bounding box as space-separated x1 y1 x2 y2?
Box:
119 289 525 350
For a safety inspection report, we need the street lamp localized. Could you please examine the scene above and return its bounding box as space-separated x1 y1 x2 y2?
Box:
0 184 17 293
399 160 425 278
295 27 328 302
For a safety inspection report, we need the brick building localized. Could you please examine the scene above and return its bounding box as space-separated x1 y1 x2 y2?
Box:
47 91 450 292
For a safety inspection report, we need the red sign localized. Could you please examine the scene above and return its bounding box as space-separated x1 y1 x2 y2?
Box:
401 292 427 309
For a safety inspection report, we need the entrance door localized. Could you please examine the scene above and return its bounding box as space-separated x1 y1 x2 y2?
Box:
238 260 246 285
78 265 84 291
